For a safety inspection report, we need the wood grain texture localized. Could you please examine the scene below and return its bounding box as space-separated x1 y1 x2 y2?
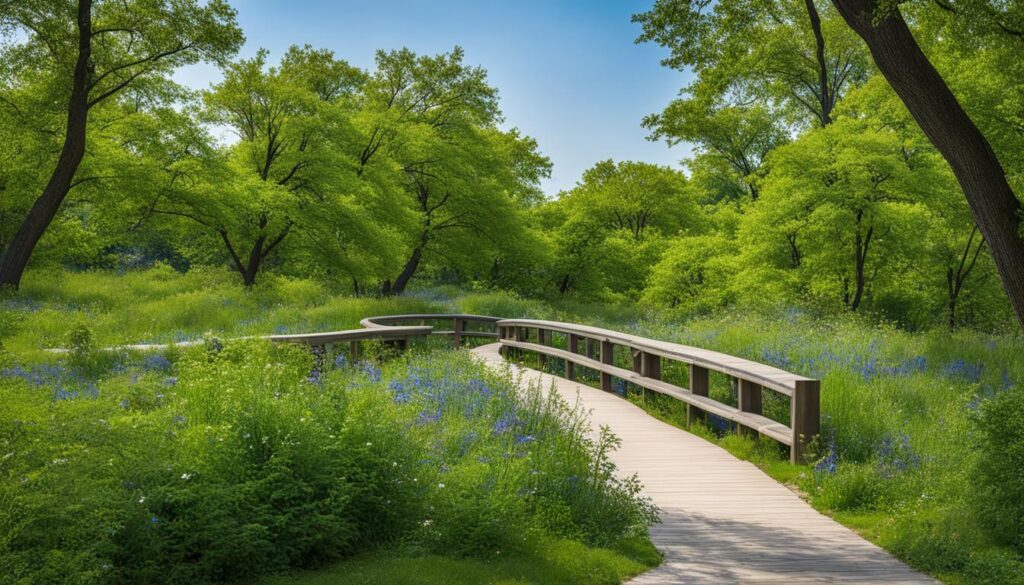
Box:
472 343 937 585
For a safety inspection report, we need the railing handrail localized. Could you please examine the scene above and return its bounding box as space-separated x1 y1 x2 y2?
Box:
268 325 434 344
497 318 811 396
495 318 820 464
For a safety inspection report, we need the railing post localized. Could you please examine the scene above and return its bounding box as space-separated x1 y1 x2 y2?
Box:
642 352 661 380
453 317 464 347
567 333 578 381
537 328 548 369
687 364 709 425
791 379 821 464
738 379 763 437
349 340 359 361
600 340 613 392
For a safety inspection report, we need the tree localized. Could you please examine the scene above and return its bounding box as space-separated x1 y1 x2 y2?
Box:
545 160 702 298
829 0 1024 328
647 103 788 200
351 47 548 296
144 47 399 287
0 0 242 288
752 115 939 312
634 0 871 128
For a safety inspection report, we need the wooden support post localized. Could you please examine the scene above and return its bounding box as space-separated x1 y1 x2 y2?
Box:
737 379 763 437
631 348 643 373
642 352 661 380
687 364 709 425
349 340 359 362
600 340 614 392
453 318 464 348
791 379 821 464
566 333 578 381
537 328 548 369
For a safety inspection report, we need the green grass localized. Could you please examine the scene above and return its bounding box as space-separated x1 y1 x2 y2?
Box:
264 537 660 585
0 269 660 584
0 266 450 353
4 268 1024 584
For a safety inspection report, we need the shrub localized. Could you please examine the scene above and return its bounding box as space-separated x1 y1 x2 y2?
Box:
0 341 656 584
972 384 1024 552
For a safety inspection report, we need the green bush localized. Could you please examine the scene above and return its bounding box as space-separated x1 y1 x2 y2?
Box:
0 339 656 584
973 384 1024 552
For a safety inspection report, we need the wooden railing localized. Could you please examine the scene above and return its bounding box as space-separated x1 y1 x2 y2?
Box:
269 313 819 463
495 319 820 464
269 314 500 358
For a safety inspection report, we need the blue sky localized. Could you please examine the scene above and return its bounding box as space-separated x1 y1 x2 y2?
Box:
175 0 694 195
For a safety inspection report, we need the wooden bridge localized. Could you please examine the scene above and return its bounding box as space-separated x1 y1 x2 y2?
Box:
272 314 937 584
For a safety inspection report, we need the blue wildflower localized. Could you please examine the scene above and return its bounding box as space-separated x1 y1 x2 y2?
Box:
142 354 172 373
359 361 382 382
492 412 521 434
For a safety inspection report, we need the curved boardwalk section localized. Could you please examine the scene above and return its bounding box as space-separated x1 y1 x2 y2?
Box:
472 343 936 585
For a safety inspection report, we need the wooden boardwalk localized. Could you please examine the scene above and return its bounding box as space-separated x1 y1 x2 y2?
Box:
472 343 937 585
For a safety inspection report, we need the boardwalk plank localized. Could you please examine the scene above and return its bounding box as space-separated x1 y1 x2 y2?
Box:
472 343 937 585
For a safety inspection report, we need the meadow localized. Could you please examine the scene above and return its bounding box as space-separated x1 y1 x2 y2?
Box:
0 269 659 584
1 268 1023 584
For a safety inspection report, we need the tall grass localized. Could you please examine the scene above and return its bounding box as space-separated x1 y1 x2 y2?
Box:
0 267 451 352
0 273 657 583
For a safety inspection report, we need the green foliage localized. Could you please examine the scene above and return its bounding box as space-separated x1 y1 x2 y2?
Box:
972 384 1024 552
264 536 660 585
0 278 657 583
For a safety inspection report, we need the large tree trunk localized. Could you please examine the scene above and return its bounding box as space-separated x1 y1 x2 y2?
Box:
831 0 1024 329
0 0 92 289
388 245 423 296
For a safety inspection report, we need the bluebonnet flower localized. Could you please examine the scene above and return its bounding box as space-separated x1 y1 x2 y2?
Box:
172 415 187 425
815 439 838 475
359 361 382 382
416 408 441 425
467 379 491 398
306 369 322 385
877 431 920 475
492 412 521 434
1001 370 1015 392
274 324 290 334
53 385 79 401
388 380 411 403
119 398 130 410
942 359 983 383
163 376 178 387
142 354 172 373
515 434 535 445
334 353 348 369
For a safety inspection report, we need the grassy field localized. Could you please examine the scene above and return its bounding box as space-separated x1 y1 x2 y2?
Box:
0 269 658 584
2 268 1023 584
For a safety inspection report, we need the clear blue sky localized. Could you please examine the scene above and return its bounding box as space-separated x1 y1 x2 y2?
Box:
175 0 694 196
